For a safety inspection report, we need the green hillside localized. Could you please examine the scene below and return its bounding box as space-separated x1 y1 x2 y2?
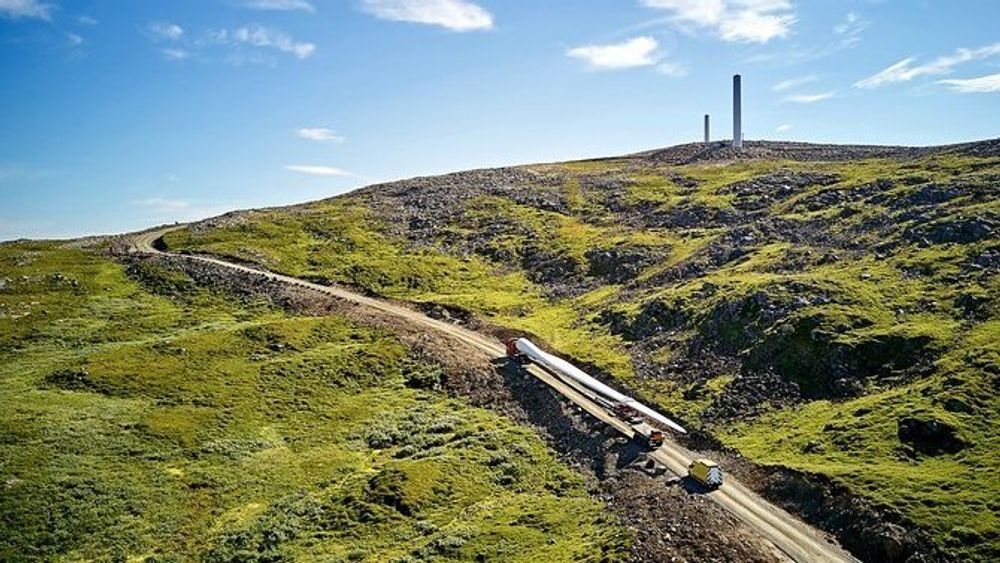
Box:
164 140 1000 560
0 242 625 561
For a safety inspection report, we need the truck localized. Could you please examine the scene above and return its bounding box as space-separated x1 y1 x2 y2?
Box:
687 458 724 489
504 338 529 365
632 422 664 449
503 337 687 434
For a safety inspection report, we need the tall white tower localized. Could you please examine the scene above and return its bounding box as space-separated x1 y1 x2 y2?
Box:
733 74 743 149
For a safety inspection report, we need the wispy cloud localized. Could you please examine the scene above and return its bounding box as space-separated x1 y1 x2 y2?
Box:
743 10 866 66
772 74 817 91
149 22 185 41
776 123 792 132
211 24 316 59
244 0 315 12
162 48 190 61
361 0 493 32
66 33 83 46
567 36 661 70
855 42 1000 89
77 15 98 25
0 0 53 20
783 91 835 103
285 165 355 176
150 23 316 64
833 11 867 47
938 73 1000 93
641 0 796 44
297 127 344 142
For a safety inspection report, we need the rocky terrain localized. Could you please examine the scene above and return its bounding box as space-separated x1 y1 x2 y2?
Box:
158 138 1000 561
126 251 786 561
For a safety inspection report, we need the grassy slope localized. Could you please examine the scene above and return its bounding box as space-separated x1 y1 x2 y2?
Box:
0 242 626 562
165 150 1000 559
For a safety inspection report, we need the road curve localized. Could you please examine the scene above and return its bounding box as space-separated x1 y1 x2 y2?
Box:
130 226 859 563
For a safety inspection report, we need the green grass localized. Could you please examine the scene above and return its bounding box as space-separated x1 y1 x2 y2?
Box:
162 151 1000 559
0 242 627 562
721 321 1000 559
164 200 636 380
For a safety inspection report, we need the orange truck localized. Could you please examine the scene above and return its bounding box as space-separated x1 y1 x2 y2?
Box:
632 422 664 449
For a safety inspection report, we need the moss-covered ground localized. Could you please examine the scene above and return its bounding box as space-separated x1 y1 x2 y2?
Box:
163 147 1000 559
0 242 627 562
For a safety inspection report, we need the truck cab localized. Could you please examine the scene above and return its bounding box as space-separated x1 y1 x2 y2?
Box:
632 423 664 449
504 338 528 364
688 458 724 489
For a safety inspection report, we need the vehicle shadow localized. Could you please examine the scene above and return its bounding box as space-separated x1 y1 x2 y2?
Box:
680 475 717 495
616 438 647 469
492 357 637 479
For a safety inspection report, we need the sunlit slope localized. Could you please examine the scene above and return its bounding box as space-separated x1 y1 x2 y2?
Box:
167 140 1000 560
0 242 625 562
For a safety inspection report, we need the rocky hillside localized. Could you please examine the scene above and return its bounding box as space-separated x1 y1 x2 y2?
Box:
165 139 1000 561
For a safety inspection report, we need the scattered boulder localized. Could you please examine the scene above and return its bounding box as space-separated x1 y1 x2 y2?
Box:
519 245 580 285
954 293 992 320
897 415 967 455
725 170 840 211
43 368 111 395
702 370 800 420
623 299 686 341
905 213 997 245
585 246 664 284
941 397 975 414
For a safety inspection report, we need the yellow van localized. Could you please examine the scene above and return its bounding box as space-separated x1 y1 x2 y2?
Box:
688 458 723 488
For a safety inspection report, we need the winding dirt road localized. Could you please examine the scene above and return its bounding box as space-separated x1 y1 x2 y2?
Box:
131 226 859 563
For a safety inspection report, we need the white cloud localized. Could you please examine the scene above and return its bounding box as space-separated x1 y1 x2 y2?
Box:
0 0 52 20
77 15 98 25
830 11 867 50
297 127 345 142
641 0 725 26
215 24 316 59
361 0 493 32
567 36 660 70
641 0 795 43
244 0 315 12
162 48 190 61
938 73 1000 93
772 74 817 91
783 91 835 103
285 165 353 176
833 11 867 44
66 33 83 46
776 123 792 132
149 22 185 41
146 24 314 64
855 42 1000 88
718 6 795 43
134 197 191 212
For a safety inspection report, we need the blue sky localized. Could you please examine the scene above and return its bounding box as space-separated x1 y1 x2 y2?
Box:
1 0 998 240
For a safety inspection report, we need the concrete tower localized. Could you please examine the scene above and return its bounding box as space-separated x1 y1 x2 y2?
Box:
733 74 742 149
704 114 710 143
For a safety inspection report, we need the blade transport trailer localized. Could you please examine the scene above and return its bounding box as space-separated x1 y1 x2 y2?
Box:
505 337 687 448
